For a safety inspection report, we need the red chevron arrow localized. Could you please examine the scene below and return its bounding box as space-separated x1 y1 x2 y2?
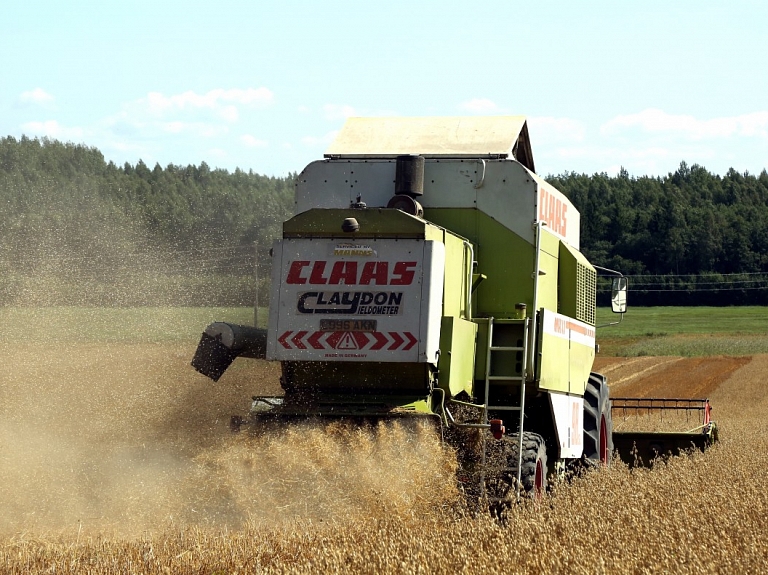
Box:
370 331 389 350
278 331 292 349
352 331 370 349
387 331 404 350
291 331 308 349
403 332 417 351
307 331 325 349
325 331 344 349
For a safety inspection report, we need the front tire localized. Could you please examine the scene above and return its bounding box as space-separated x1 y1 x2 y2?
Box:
583 373 614 464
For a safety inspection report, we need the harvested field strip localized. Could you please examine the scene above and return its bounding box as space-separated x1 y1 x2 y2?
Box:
595 355 750 398
601 356 684 388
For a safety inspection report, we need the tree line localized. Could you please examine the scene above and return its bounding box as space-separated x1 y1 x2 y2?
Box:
1 135 766 305
548 163 768 305
0 135 293 305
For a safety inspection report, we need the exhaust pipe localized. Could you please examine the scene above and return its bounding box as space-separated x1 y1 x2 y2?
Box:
191 322 267 381
387 155 425 217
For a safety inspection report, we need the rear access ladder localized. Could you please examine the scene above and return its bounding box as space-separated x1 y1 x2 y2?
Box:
481 317 530 501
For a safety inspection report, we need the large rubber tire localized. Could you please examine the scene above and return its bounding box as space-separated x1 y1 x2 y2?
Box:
583 373 614 464
486 432 547 514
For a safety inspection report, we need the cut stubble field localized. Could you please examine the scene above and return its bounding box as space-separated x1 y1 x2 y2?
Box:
1 308 768 573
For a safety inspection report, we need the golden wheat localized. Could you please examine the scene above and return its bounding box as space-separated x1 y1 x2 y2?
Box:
1 342 767 573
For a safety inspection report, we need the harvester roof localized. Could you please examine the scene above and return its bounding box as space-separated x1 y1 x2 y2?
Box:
325 116 535 172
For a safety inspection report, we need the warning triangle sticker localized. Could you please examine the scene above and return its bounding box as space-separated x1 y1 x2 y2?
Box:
336 332 359 350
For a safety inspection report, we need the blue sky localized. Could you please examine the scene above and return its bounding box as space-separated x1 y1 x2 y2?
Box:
3 0 767 178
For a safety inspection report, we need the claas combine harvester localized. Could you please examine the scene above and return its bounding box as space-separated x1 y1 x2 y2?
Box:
192 116 718 504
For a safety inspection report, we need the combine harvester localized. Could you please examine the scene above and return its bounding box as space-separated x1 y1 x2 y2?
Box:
192 116 718 504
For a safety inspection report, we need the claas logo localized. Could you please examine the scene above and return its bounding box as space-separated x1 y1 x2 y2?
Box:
286 261 417 286
539 188 568 237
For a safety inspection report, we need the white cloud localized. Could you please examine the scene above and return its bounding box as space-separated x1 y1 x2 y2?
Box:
601 108 768 140
162 121 185 133
737 112 768 137
207 148 228 159
555 145 674 164
323 104 357 121
143 88 274 116
522 108 768 177
302 130 338 147
221 88 274 106
459 98 499 113
155 121 227 138
12 88 279 172
528 116 586 144
540 141 723 177
18 88 54 106
104 89 275 144
218 105 239 122
197 124 229 138
105 139 145 154
241 134 268 148
21 120 84 140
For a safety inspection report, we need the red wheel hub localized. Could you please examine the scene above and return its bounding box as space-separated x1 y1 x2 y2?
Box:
534 459 544 497
599 414 608 464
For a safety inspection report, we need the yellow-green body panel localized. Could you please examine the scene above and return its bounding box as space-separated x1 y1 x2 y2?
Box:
569 341 595 396
538 332 571 392
440 231 471 319
425 208 536 318
438 316 478 397
537 333 595 395
537 229 561 315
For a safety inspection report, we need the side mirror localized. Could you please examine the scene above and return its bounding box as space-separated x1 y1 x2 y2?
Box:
611 277 628 314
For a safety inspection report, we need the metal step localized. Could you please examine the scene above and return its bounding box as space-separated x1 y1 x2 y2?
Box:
488 375 524 382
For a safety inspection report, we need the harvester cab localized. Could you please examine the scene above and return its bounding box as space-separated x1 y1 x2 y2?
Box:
192 116 717 504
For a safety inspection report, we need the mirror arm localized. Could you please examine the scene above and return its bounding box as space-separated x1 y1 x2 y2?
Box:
593 265 624 277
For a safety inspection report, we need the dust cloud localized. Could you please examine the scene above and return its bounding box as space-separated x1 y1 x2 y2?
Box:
0 337 459 536
0 206 461 537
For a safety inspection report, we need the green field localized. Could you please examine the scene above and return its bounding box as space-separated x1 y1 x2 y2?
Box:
1 306 766 356
596 306 768 356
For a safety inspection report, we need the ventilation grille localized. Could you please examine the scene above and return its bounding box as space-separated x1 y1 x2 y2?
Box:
576 263 596 324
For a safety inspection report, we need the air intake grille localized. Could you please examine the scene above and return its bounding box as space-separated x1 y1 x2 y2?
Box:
576 263 596 324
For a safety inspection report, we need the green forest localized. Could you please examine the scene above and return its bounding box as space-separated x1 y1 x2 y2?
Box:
1 135 767 306
551 165 768 305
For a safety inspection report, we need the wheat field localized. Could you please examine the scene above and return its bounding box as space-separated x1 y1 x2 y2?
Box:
1 333 767 572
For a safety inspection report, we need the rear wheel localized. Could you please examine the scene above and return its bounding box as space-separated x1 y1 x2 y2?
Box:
583 373 614 464
486 432 547 514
